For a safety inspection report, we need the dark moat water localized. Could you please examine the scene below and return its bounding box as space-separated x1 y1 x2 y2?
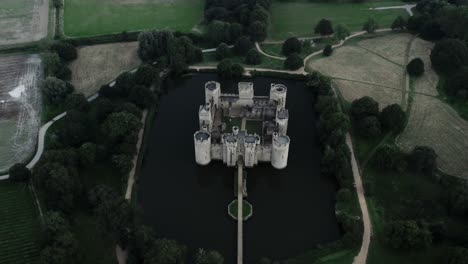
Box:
137 73 340 263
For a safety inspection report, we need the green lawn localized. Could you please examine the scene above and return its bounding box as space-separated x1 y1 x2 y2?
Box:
269 0 408 40
0 182 41 264
246 120 263 135
260 37 338 58
197 51 285 70
228 200 253 220
63 0 204 37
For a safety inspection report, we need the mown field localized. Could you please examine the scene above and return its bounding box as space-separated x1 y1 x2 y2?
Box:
0 54 42 173
0 0 49 46
269 0 408 40
69 42 141 96
63 0 204 37
0 182 41 264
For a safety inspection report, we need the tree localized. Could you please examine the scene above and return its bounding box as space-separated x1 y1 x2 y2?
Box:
245 48 262 65
231 63 245 79
145 239 187 264
194 248 224 264
53 0 63 8
50 41 77 61
315 19 334 36
249 21 267 42
430 39 468 73
380 104 406 133
363 18 379 33
217 59 233 79
334 24 350 40
95 198 134 247
407 58 425 76
372 144 406 171
259 257 272 264
8 163 31 182
392 16 407 31
65 93 88 111
409 146 437 176
88 185 118 208
101 112 142 141
129 85 156 108
112 154 133 175
323 45 333 56
249 7 269 25
42 52 62 77
234 36 254 55
40 232 80 264
135 65 158 86
447 247 468 264
350 96 379 121
79 142 96 168
357 116 381 138
284 53 303 70
230 23 243 42
215 43 231 60
282 37 302 56
43 211 69 244
445 67 468 97
407 14 427 32
42 77 74 105
208 21 232 45
137 30 174 62
384 220 432 249
337 188 352 202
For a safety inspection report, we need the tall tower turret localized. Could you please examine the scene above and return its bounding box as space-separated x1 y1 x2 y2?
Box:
238 82 254 100
276 109 289 135
205 81 221 107
270 84 287 109
194 131 212 165
271 132 290 169
199 103 213 131
223 134 238 167
244 135 260 167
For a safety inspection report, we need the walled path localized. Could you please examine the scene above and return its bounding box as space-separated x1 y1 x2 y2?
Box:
370 4 416 16
237 159 244 264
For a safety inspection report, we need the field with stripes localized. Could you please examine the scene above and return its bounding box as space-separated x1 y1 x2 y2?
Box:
0 182 41 264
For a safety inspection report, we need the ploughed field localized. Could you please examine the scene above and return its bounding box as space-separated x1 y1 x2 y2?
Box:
63 0 204 37
0 54 42 173
69 42 141 96
0 0 49 46
138 73 340 263
0 182 41 264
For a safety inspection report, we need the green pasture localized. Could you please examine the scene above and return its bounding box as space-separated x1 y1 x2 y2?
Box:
63 0 204 37
269 0 408 40
0 182 41 264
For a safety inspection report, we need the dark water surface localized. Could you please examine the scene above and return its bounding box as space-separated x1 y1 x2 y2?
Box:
137 73 340 263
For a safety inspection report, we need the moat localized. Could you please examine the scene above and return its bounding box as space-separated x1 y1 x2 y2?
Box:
137 73 340 263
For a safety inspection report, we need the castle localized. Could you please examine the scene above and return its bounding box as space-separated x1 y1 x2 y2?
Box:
193 81 291 169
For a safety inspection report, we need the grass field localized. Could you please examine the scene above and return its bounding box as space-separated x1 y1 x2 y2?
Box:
69 42 141 97
269 0 408 40
197 52 284 70
0 182 41 264
63 0 204 37
0 0 49 46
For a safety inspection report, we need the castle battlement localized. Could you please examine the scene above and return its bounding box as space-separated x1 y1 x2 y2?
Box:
194 81 291 169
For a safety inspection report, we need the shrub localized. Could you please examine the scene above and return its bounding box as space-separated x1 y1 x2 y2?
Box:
282 37 302 56
447 247 468 264
249 21 267 42
363 18 379 33
284 53 303 70
357 116 381 138
392 16 407 30
408 146 437 176
246 49 262 65
380 104 406 133
42 77 74 105
445 67 468 97
315 19 334 36
430 39 468 73
50 42 78 62
334 24 350 40
407 58 425 76
217 59 233 79
323 45 333 56
337 188 352 202
234 36 254 55
384 220 432 249
215 43 231 60
65 93 88 111
8 163 31 182
350 96 379 121
231 63 245 79
135 65 158 86
372 144 406 171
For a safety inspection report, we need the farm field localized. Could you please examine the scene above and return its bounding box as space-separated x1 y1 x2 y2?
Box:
69 42 141 96
0 0 49 46
0 54 42 173
63 0 204 37
0 182 41 264
306 33 410 108
269 0 408 40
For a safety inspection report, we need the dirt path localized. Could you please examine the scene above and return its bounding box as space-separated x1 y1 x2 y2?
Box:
370 4 416 16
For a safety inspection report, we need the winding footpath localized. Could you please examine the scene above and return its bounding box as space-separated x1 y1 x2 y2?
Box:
370 4 416 16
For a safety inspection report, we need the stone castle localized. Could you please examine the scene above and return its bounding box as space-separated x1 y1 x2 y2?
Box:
193 81 290 169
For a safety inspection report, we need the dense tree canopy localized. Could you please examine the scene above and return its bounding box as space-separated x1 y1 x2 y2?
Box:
50 41 77 62
380 104 406 133
363 18 379 33
8 163 31 182
101 112 141 142
282 37 302 56
145 239 187 264
42 77 74 105
350 96 379 121
407 58 425 76
445 67 468 98
284 53 303 70
409 146 438 176
357 116 382 138
315 19 334 36
245 48 262 65
384 220 432 249
215 43 231 60
430 39 468 73
194 248 224 264
234 36 254 55
392 16 407 30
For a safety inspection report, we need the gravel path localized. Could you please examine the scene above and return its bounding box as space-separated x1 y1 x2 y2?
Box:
370 4 416 16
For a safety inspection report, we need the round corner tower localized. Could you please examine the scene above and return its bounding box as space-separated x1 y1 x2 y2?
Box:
271 132 290 169
205 81 220 107
194 130 212 165
270 84 287 109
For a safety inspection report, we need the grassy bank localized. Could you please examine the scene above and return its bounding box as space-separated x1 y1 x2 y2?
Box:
436 77 468 121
